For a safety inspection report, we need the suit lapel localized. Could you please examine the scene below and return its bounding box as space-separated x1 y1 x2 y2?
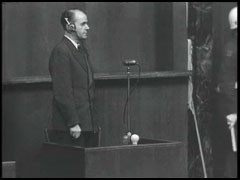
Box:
63 37 88 72
62 37 94 87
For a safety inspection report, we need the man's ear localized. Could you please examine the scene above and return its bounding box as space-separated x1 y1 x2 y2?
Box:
65 18 75 32
66 23 76 32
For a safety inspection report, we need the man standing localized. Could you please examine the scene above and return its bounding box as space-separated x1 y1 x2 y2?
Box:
49 9 97 139
213 6 237 178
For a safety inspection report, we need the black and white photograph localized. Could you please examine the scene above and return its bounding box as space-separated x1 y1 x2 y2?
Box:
2 2 237 178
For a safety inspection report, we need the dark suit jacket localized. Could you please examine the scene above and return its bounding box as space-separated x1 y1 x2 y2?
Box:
213 34 237 153
49 37 95 131
217 35 237 116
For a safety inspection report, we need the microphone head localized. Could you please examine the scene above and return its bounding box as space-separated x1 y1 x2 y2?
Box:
123 59 137 66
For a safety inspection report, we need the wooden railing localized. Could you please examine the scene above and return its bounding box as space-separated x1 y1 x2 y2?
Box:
2 71 192 86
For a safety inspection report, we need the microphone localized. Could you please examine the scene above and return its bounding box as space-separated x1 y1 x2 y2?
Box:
123 59 137 66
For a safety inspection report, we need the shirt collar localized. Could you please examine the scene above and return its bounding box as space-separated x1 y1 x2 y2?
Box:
64 35 79 49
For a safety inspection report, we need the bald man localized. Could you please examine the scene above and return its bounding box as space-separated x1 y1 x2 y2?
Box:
49 9 98 139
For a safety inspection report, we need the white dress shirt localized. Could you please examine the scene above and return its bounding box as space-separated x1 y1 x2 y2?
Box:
64 35 79 49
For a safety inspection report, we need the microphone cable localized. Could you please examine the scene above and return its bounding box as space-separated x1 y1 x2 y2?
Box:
122 63 142 129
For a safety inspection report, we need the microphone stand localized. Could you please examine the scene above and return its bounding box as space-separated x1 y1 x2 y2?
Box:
127 66 131 132
122 60 137 144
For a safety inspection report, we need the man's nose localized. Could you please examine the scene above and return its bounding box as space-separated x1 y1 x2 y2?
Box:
86 24 90 30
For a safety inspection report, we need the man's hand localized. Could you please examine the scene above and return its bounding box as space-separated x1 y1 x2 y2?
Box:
226 113 237 129
70 124 81 139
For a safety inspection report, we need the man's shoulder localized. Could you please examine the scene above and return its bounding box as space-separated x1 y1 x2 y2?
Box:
53 38 68 50
52 39 70 55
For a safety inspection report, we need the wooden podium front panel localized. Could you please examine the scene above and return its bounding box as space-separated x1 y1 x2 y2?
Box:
84 142 187 178
39 139 186 178
38 143 85 178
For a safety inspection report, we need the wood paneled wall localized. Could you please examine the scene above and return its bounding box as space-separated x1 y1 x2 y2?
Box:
86 2 157 72
95 77 188 146
2 83 52 177
2 2 186 78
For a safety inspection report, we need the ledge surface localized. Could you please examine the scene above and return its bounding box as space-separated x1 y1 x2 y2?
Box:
2 71 192 85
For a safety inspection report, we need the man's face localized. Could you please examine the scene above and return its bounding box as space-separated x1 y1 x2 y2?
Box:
73 12 90 40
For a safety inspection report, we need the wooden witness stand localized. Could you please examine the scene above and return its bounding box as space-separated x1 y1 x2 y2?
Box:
36 129 186 178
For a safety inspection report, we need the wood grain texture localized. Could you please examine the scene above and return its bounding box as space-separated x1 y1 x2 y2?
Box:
2 2 187 79
38 140 187 178
2 2 86 78
94 78 188 146
2 71 192 85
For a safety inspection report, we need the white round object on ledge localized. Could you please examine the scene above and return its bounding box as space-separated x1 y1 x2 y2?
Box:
131 134 140 145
